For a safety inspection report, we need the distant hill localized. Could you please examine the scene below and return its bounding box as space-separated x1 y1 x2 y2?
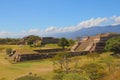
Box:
46 25 120 39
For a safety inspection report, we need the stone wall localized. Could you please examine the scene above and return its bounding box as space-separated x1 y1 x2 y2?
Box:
10 51 88 62
10 53 56 62
41 37 59 44
34 48 68 53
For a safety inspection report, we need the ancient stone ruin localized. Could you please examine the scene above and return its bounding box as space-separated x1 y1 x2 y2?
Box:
18 36 59 45
71 33 120 52
9 51 88 62
9 48 87 62
9 48 66 62
9 53 56 62
41 37 59 45
9 33 120 62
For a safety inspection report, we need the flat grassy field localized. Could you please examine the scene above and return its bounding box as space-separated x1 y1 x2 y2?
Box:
0 44 60 54
0 53 54 80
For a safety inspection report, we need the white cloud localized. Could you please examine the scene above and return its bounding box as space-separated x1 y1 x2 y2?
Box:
0 31 11 36
77 17 108 28
18 29 42 37
45 26 57 32
43 17 108 33
111 16 120 25
29 16 120 35
1 16 120 38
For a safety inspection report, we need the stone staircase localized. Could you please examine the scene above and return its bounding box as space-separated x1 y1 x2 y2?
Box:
84 42 94 51
71 42 81 52
75 37 94 52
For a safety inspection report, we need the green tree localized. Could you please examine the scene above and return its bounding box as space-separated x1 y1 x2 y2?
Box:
105 37 120 54
34 40 42 47
58 37 69 49
0 38 20 45
68 39 75 46
26 35 41 47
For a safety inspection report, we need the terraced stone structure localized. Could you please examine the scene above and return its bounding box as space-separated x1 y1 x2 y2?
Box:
9 53 56 62
71 33 120 52
9 51 88 62
9 48 66 62
9 48 88 62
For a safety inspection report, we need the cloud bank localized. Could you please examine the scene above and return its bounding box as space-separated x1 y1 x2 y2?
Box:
0 16 120 38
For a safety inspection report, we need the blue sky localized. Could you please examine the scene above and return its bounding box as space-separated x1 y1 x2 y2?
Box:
0 0 120 37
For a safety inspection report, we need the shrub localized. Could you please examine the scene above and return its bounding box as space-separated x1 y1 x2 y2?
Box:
0 47 5 51
63 73 90 80
80 63 106 80
105 37 120 54
52 73 90 80
86 52 100 60
15 75 45 80
6 48 12 55
53 52 71 73
52 73 64 80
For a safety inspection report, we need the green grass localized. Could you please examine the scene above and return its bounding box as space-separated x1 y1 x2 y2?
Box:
43 44 60 49
0 44 60 54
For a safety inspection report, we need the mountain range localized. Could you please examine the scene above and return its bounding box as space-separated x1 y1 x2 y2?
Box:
46 25 120 39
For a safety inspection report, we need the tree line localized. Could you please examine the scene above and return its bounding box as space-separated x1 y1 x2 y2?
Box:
0 38 20 45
